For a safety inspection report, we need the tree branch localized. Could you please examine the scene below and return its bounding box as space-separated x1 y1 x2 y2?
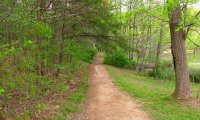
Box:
67 33 113 39
186 10 200 36
187 37 200 47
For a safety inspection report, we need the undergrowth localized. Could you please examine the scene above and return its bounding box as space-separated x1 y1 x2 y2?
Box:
52 63 89 120
0 60 89 119
103 49 136 69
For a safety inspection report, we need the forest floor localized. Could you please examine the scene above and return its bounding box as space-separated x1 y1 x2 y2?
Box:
71 54 149 120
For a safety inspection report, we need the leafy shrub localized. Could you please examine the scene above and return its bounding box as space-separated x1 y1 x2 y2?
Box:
68 41 98 63
148 60 200 83
124 60 137 70
0 88 4 95
56 82 67 92
103 49 129 68
157 60 173 69
148 60 175 80
149 67 175 80
189 69 200 83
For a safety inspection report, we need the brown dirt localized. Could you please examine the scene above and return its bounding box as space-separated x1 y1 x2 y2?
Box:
180 98 200 110
71 54 150 120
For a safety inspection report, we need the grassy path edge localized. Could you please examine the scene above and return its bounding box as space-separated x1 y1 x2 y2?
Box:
106 65 200 120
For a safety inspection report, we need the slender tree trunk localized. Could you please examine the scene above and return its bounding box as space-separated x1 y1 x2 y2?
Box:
169 4 192 99
36 0 44 76
131 16 136 60
56 23 65 77
154 20 163 72
127 1 132 60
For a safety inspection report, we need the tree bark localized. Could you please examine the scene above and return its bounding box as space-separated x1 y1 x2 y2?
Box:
154 20 163 72
56 20 65 78
169 3 192 99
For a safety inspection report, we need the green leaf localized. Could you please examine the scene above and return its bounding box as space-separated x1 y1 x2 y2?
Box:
0 88 5 94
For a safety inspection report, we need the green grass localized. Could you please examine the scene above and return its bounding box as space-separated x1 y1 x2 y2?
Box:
189 63 200 70
106 65 200 120
62 105 80 113
68 78 89 104
53 65 89 120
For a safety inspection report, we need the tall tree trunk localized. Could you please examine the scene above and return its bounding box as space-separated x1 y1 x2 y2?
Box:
128 0 134 60
36 0 45 76
131 15 136 60
56 22 65 78
154 20 163 72
169 4 192 99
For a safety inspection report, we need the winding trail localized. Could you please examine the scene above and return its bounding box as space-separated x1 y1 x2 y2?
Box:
72 54 149 120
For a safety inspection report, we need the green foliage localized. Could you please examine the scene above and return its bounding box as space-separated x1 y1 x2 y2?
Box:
32 21 52 38
0 0 125 119
125 60 137 70
29 84 37 98
67 40 97 63
149 60 175 81
68 93 84 104
36 102 47 111
56 82 67 92
157 60 173 69
62 105 79 113
103 48 137 69
149 67 175 81
68 75 89 104
54 66 89 119
0 88 5 95
146 60 200 83
189 68 200 83
104 48 129 68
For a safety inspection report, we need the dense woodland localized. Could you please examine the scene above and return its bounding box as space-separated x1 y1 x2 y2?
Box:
0 0 200 119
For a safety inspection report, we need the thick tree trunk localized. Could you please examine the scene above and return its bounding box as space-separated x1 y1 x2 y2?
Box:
169 4 192 99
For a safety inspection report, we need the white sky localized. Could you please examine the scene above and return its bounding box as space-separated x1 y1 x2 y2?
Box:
190 1 200 8
155 0 200 8
120 0 200 11
121 0 200 8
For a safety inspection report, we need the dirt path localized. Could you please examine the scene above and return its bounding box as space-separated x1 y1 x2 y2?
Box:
72 54 149 120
